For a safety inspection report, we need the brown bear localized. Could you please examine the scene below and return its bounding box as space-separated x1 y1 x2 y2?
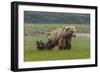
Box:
49 26 76 50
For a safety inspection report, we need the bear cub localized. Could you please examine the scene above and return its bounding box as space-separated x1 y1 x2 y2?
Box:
36 39 53 50
36 40 45 50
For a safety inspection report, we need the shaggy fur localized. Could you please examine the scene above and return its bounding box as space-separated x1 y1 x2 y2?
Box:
49 26 76 50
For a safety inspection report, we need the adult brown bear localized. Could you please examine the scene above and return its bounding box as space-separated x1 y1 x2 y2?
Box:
49 26 76 50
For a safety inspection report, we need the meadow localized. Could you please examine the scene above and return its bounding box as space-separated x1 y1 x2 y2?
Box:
24 24 90 62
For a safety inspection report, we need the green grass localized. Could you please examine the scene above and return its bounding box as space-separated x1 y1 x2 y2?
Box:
24 24 90 62
25 24 90 33
24 35 90 62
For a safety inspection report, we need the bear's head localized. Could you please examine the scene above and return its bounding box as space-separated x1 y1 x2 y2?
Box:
45 39 53 49
62 26 76 37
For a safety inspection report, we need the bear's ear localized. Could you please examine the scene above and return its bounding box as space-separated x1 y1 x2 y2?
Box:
63 27 69 33
61 26 69 31
61 26 66 30
66 27 70 31
71 26 76 32
67 26 76 32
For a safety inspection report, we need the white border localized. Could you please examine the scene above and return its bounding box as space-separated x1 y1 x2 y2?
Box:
18 5 95 68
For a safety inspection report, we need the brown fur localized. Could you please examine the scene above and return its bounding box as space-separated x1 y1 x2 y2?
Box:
49 26 76 49
45 39 53 50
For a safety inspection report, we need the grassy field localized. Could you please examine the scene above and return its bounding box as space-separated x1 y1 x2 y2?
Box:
24 24 90 62
25 23 90 33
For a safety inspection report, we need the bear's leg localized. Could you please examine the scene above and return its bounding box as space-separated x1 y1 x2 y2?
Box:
63 40 67 49
58 39 65 50
67 43 71 49
66 39 71 50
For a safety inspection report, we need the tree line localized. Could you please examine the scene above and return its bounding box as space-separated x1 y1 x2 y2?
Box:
24 11 90 24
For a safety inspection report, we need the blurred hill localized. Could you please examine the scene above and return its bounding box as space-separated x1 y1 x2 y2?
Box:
24 11 90 24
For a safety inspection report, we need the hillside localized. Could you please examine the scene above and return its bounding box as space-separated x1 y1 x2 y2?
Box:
24 11 90 24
